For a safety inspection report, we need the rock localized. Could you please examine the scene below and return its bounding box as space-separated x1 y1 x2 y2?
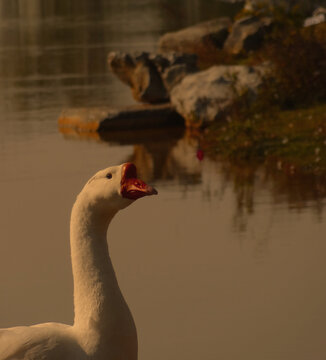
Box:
58 103 184 133
60 125 185 148
170 65 264 127
108 51 198 104
224 16 273 55
162 63 196 93
108 51 169 103
98 127 184 146
150 52 197 71
149 52 198 92
304 7 326 27
158 17 232 54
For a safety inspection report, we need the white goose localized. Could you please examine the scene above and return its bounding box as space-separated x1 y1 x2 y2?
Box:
0 163 157 360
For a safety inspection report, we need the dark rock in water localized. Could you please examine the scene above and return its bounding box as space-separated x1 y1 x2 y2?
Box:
162 63 197 93
224 16 273 55
108 51 198 104
170 65 264 127
97 103 184 131
98 127 185 146
149 52 197 85
58 103 184 133
158 17 232 54
108 52 169 103
149 52 197 70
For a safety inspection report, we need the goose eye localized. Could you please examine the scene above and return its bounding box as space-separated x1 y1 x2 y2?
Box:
106 173 112 179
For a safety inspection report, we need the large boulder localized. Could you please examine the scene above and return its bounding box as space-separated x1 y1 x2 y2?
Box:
158 17 232 55
224 16 273 55
108 51 197 103
170 65 264 127
149 52 198 93
108 52 168 103
58 103 184 133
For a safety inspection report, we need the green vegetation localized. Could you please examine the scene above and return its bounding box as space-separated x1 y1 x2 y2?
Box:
255 23 326 108
202 5 326 176
203 104 326 174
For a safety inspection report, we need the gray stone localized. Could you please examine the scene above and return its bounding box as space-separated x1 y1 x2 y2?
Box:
162 63 198 93
159 17 232 54
108 51 168 103
224 16 273 55
150 52 197 91
108 51 198 104
149 52 197 71
170 65 264 127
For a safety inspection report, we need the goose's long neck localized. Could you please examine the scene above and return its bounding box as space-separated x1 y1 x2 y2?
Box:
70 195 122 332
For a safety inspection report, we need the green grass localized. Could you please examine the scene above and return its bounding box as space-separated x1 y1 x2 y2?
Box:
195 3 326 177
202 104 326 175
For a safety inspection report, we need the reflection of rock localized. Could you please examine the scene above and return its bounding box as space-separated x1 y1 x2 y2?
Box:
61 124 202 186
60 121 326 219
164 135 202 185
159 17 232 54
58 103 184 132
60 123 201 186
127 132 201 186
224 16 273 55
129 145 156 183
108 51 197 103
170 65 263 127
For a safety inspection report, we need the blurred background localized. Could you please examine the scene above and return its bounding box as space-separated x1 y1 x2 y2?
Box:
0 1 326 360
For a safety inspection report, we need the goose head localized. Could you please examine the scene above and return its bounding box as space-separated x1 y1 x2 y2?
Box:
78 163 157 215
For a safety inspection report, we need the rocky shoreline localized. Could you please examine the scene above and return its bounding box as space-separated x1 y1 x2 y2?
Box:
58 103 183 133
58 1 326 133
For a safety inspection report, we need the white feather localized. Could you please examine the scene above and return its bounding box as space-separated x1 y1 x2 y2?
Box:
0 163 153 360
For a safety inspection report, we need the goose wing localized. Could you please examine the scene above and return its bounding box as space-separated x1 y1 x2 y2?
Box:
0 323 84 360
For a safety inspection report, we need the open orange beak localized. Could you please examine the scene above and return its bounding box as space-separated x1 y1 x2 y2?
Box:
121 163 158 200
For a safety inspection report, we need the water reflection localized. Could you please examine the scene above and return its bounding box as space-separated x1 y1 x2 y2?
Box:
60 126 202 185
0 0 242 122
60 127 326 224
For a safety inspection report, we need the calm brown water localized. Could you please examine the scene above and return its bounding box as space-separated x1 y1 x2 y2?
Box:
0 2 326 360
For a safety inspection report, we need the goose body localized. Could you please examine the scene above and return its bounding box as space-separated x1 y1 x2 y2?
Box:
0 163 157 360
